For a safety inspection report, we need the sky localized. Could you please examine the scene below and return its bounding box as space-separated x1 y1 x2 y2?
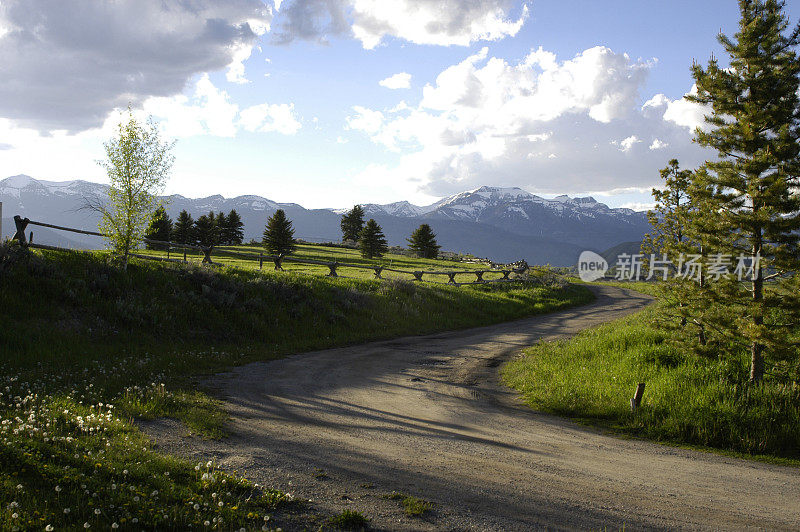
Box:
1 0 799 210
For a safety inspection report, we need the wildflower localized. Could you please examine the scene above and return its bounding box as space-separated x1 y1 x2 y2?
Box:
55 486 61 492
193 504 200 510
204 521 210 527
45 526 53 531
83 523 90 529
94 508 101 515
111 524 119 529
64 508 70 514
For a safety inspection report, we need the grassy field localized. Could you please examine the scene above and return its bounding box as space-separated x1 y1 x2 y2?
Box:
502 282 800 461
0 241 592 529
137 242 518 284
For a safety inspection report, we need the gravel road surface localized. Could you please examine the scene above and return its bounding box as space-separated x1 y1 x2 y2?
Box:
145 285 800 530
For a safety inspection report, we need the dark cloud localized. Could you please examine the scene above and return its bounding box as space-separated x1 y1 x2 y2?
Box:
0 0 272 132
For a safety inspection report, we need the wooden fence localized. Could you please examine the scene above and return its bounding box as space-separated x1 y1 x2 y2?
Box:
10 215 531 285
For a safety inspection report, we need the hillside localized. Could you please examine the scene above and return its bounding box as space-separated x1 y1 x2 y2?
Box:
0 242 591 529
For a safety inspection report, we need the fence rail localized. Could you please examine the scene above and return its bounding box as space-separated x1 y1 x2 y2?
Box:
11 215 531 285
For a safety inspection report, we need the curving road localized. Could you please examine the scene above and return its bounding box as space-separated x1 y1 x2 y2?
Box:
148 286 800 530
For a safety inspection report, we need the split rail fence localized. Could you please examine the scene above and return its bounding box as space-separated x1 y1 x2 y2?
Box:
11 215 531 286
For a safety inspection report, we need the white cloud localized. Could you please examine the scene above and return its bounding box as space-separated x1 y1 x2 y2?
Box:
616 135 641 153
351 0 528 49
346 45 712 197
649 138 668 150
379 72 412 89
0 1 272 133
239 103 301 135
645 86 709 131
273 0 527 48
620 202 655 211
226 44 255 84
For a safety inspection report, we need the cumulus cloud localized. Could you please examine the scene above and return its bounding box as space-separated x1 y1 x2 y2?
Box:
649 138 668 150
644 86 709 131
0 0 272 132
239 103 302 135
272 0 527 48
346 45 712 196
379 73 412 89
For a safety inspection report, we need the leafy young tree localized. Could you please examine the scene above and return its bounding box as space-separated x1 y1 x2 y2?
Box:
407 223 441 259
359 219 388 259
341 205 365 242
194 211 218 248
144 205 172 250
94 108 175 269
263 209 297 255
226 209 245 245
172 210 194 245
687 0 800 382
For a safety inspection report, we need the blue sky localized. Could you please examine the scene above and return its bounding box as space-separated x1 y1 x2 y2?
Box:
1 0 799 209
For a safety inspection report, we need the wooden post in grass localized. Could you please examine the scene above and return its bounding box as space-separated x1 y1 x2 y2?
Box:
259 252 264 270
273 254 283 271
373 267 383 279
448 272 457 284
475 271 485 282
501 270 511 280
201 246 213 264
183 249 187 262
12 215 29 245
630 382 646 412
413 271 423 282
327 262 338 277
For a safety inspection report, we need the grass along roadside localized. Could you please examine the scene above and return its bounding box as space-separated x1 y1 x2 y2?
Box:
0 242 592 528
502 298 800 462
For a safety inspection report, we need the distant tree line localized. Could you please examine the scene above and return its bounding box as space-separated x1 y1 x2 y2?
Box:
143 203 442 262
144 207 244 249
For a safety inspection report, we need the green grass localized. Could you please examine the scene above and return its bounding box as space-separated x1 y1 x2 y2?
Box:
379 491 434 517
0 241 592 528
502 302 800 461
326 509 370 530
139 242 516 284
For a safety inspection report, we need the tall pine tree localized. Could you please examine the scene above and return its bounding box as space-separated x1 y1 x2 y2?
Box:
172 210 194 245
407 224 441 259
263 209 297 255
226 209 245 245
194 211 218 248
341 205 365 242
687 0 800 382
144 206 172 250
359 219 388 259
215 211 228 245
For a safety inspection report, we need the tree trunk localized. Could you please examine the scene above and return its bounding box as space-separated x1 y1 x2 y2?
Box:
750 234 763 383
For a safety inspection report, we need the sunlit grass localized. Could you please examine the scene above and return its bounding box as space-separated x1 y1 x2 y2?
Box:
502 304 800 460
0 242 592 527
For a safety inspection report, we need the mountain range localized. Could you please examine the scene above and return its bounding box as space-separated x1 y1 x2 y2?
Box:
0 174 651 266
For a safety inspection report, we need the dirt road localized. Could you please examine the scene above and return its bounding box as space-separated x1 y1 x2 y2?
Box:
147 285 800 530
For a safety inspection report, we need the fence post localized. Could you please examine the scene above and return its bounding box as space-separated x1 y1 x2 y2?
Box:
412 271 423 282
183 249 187 262
373 267 383 279
475 271 485 282
448 272 457 284
501 270 511 280
259 252 264 270
630 382 646 412
12 216 29 245
327 262 338 277
201 246 213 264
273 254 283 271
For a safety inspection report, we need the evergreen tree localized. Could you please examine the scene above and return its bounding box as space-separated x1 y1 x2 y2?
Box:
226 209 245 245
407 224 441 259
263 209 297 255
340 205 365 242
686 0 800 382
642 160 712 348
359 219 388 259
215 211 228 245
194 211 218 248
144 205 172 250
172 210 194 245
